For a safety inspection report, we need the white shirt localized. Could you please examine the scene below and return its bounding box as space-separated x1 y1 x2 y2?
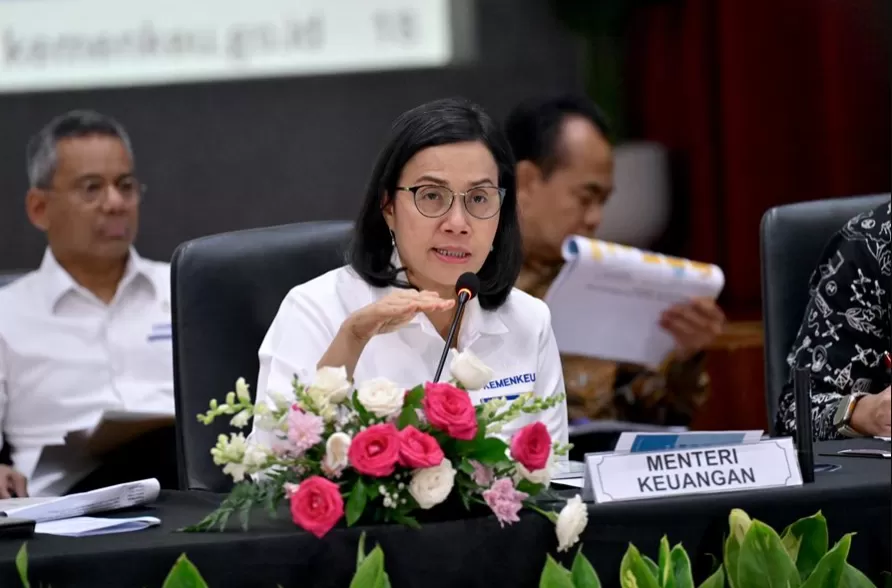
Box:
253 265 568 446
0 248 174 496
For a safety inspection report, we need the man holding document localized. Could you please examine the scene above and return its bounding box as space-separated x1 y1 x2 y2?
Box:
0 110 177 497
504 95 726 426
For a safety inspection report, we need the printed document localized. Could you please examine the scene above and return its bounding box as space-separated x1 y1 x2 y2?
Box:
544 236 725 369
0 478 160 523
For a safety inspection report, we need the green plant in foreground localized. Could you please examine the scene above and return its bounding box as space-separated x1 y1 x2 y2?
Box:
537 509 879 588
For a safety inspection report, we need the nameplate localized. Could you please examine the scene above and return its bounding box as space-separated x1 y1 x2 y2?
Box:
582 438 802 503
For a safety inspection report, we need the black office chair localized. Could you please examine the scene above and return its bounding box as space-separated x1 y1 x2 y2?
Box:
171 220 354 492
759 193 890 435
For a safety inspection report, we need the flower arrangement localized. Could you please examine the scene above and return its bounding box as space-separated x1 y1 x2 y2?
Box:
186 350 584 546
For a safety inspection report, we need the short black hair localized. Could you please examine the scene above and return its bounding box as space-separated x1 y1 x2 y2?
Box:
503 94 611 177
26 109 132 188
349 97 523 310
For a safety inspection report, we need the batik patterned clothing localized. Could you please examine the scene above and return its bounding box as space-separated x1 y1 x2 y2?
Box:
776 201 892 440
516 261 710 426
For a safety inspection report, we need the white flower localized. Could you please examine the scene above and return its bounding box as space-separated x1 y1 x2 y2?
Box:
308 366 352 404
322 432 351 475
409 458 456 509
450 350 494 390
266 390 293 412
235 377 251 403
230 409 252 429
555 495 588 552
514 452 555 487
356 377 405 418
212 433 269 483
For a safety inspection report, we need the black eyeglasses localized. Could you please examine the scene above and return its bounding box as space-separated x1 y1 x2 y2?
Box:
397 184 505 220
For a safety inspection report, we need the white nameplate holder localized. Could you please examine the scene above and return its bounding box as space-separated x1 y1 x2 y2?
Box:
582 438 803 504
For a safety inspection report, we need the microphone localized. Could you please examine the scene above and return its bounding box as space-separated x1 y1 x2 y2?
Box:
793 367 815 483
433 272 480 383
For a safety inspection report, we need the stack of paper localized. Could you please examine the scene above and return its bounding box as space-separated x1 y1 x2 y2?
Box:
33 516 160 537
0 478 161 537
544 236 725 369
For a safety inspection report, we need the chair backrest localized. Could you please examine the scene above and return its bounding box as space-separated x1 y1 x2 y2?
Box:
759 193 890 434
171 220 354 492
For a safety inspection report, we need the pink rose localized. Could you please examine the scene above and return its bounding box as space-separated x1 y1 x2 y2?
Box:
348 423 400 477
422 382 478 440
483 477 528 528
510 422 551 471
398 426 445 469
289 476 344 538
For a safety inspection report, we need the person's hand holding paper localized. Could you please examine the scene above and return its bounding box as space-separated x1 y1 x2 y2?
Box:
660 297 725 361
544 236 726 369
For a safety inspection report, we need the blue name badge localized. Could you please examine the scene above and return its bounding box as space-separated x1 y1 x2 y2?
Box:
147 322 172 342
474 372 536 404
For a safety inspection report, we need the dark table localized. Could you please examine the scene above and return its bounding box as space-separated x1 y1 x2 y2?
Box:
0 439 888 588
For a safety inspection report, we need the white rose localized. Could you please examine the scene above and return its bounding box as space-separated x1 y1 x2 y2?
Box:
323 432 351 474
357 378 405 418
514 452 554 487
409 458 456 509
450 350 494 390
555 495 588 552
308 366 352 404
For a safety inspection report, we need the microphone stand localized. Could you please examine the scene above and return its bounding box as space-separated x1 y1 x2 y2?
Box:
793 367 815 483
433 291 472 383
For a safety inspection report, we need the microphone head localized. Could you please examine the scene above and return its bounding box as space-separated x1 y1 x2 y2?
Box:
455 272 480 301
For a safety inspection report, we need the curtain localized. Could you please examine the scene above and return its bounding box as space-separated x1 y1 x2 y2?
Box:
626 0 890 320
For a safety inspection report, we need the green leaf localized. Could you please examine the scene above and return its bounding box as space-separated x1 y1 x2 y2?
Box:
356 532 368 569
658 536 673 588
800 534 851 588
473 437 509 462
729 510 753 545
397 385 425 429
642 556 659 579
736 520 800 588
351 390 373 425
346 479 368 526
349 544 386 588
15 543 29 588
162 554 210 588
841 564 879 588
539 554 575 588
780 512 829 581
669 544 695 588
458 458 476 476
391 511 421 530
516 479 545 496
725 510 753 588
620 544 660 588
698 567 726 588
571 547 602 588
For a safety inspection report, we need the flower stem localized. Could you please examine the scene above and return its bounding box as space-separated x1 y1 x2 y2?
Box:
525 501 558 523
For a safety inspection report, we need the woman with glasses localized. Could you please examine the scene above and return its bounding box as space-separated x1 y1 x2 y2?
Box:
251 97 568 445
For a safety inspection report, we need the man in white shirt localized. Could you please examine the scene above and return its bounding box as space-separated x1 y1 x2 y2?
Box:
0 110 176 497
